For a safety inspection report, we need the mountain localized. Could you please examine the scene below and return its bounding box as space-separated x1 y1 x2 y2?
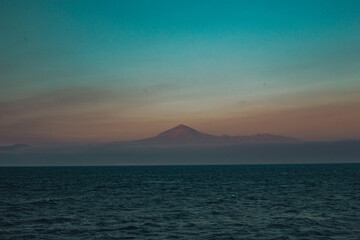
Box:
221 133 301 144
136 124 219 145
133 124 302 145
0 144 30 152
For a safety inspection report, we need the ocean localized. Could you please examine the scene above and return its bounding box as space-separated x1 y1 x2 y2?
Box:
1 164 359 239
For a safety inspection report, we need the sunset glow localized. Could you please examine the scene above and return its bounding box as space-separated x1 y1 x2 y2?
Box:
1 0 360 145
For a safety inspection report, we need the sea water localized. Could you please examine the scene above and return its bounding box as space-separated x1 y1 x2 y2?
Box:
1 164 360 239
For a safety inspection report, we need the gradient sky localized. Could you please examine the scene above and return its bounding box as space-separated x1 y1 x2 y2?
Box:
1 0 360 145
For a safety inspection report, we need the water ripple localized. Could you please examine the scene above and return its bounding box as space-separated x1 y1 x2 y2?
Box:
1 164 360 239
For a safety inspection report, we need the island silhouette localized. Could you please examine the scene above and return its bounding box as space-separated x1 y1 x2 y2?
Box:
125 124 301 145
1 124 360 166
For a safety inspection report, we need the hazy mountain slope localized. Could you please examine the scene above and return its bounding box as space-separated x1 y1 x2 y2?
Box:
133 124 302 145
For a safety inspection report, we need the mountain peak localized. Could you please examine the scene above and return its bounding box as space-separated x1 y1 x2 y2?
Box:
157 124 200 138
134 124 302 145
136 124 217 145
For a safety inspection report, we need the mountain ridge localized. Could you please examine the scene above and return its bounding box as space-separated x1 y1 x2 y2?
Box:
132 124 302 145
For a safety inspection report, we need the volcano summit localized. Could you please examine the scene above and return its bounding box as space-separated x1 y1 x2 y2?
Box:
134 124 301 145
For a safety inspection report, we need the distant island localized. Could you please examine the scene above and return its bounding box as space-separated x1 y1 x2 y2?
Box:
115 124 302 146
0 124 303 152
2 124 360 166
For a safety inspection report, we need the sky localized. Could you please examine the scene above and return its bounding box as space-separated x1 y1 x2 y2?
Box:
0 0 360 145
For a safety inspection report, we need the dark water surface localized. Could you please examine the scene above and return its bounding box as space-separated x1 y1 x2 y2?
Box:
1 164 360 239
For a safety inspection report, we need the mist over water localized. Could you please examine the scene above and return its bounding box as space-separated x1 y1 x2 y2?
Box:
1 141 360 166
1 164 360 239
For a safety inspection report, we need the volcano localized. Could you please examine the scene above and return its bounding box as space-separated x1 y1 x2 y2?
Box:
135 124 301 145
136 124 219 144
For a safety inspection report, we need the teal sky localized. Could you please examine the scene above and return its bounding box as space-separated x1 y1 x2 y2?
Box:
1 0 360 144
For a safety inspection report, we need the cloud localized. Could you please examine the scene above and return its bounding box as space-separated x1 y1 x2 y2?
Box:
0 87 114 117
0 84 184 145
194 100 360 141
0 83 359 145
